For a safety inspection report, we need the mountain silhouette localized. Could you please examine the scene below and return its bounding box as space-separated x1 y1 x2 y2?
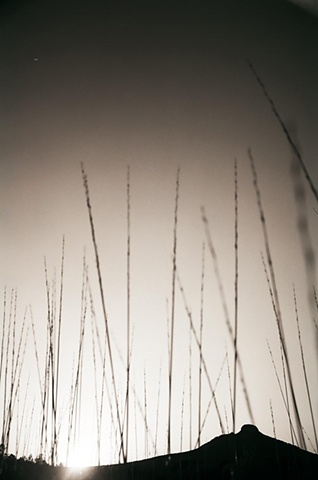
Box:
1 425 317 479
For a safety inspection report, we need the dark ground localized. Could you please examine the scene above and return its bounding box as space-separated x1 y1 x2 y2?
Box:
1 425 318 479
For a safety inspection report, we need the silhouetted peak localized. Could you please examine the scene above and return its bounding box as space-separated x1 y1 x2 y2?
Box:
239 424 259 435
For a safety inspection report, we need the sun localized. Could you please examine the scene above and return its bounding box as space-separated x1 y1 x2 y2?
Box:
66 445 91 471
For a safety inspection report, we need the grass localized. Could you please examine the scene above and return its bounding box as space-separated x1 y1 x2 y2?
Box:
293 286 318 451
0 71 317 471
249 147 306 450
197 242 205 448
125 166 131 462
81 162 126 464
1 159 317 468
167 167 180 456
232 158 239 433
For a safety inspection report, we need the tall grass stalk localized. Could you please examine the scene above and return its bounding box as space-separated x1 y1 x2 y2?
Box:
249 148 306 449
90 300 101 465
129 370 156 459
66 355 75 465
180 374 185 451
87 274 108 464
232 158 239 433
1 289 14 450
167 167 180 455
226 347 234 426
270 399 276 439
224 405 229 434
72 255 87 461
1 289 10 447
280 341 294 445
0 288 6 445
40 257 51 460
98 338 107 463
314 287 318 319
125 165 131 461
261 253 294 445
177 269 225 434
154 363 162 457
201 207 255 425
188 325 192 450
0 287 6 388
87 272 104 466
290 151 318 336
81 163 126 463
248 61 318 204
198 242 205 448
6 310 29 450
16 372 30 457
293 286 318 452
53 236 65 464
166 296 170 452
6 290 17 449
15 388 20 456
48 271 57 465
195 353 227 447
134 374 138 460
266 339 298 446
3 290 18 451
143 366 149 458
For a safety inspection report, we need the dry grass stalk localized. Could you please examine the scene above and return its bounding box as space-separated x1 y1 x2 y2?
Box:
195 353 227 447
248 60 318 204
266 340 298 446
3 290 20 452
180 374 186 451
0 287 6 390
81 163 126 463
201 207 255 425
16 372 30 457
270 399 276 439
261 253 294 445
5 290 17 449
87 275 109 464
177 269 225 435
293 286 318 452
53 236 65 464
40 258 51 460
1 289 14 450
167 167 180 455
226 347 234 426
154 362 162 457
7 310 29 450
178 268 225 435
233 158 239 433
66 254 87 465
198 242 205 448
90 296 101 465
143 366 148 458
49 271 57 465
188 325 193 450
125 165 131 461
249 148 306 450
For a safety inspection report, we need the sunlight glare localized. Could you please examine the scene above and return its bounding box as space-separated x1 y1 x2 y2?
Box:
67 445 91 470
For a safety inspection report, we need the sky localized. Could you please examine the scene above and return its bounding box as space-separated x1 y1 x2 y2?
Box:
1 0 318 468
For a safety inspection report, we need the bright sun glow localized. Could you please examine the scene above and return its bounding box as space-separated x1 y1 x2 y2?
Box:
66 446 91 470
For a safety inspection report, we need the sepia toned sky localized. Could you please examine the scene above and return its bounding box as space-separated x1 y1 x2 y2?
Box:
1 0 317 467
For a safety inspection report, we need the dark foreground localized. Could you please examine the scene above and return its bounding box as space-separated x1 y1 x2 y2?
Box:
1 425 318 479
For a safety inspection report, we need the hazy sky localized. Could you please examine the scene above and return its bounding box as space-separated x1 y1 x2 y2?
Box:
1 0 317 467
